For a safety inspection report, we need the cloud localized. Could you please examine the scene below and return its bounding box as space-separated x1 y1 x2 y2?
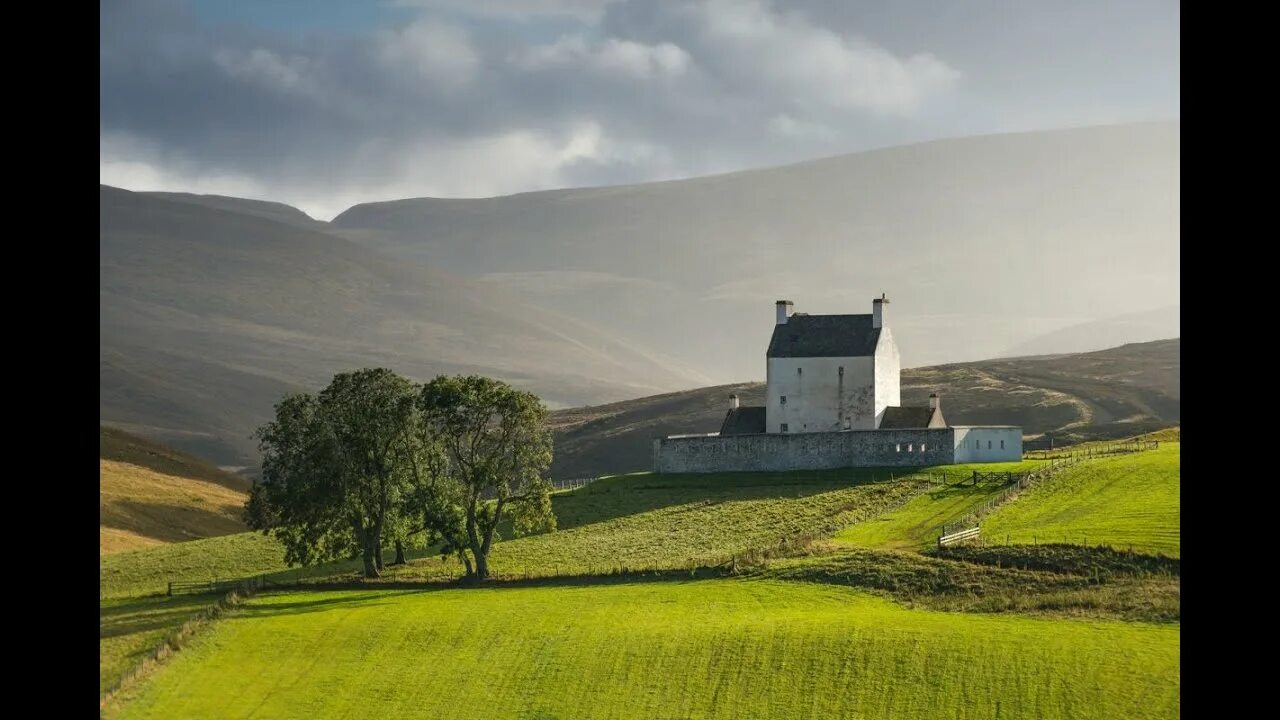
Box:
391 0 616 23
653 0 961 116
513 35 691 80
376 19 479 89
214 48 324 99
100 0 1174 218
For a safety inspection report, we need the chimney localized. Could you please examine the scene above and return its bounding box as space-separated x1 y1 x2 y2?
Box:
872 293 888 329
929 393 939 411
729 393 740 410
776 300 794 325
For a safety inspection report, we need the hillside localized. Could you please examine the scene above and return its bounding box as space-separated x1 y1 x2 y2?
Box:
334 122 1179 378
983 443 1181 556
113 583 1178 720
100 186 709 465
549 339 1179 478
100 427 253 555
102 124 1177 467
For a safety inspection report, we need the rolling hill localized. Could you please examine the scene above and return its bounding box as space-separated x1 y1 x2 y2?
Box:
100 427 253 555
102 122 1178 468
548 338 1179 478
100 186 710 465
334 122 1179 379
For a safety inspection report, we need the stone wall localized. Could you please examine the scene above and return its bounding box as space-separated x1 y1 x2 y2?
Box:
653 428 956 473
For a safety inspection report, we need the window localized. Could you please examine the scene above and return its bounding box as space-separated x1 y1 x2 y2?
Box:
907 443 913 452
988 440 992 449
797 367 802 376
1000 440 1005 449
780 395 787 405
921 443 927 452
780 423 789 433
895 444 901 452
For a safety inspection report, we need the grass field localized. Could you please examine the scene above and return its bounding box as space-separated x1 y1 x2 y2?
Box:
983 444 1180 556
101 460 249 555
101 594 221 696
112 581 1179 720
831 460 1045 551
100 426 253 555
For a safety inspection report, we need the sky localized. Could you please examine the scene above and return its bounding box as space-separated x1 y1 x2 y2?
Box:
101 0 1180 220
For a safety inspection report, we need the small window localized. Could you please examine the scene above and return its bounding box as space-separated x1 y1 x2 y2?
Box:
907 443 913 452
780 395 787 405
895 444 901 452
1000 440 1005 449
988 440 992 449
780 423 789 433
921 443 927 452
797 367 802 376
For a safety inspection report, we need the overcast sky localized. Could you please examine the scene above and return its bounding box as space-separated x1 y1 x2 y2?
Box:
101 0 1180 220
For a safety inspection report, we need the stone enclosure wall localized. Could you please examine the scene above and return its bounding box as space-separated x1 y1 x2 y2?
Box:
653 428 956 473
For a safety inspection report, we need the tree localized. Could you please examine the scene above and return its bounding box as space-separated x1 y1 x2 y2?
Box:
246 368 419 578
416 375 556 581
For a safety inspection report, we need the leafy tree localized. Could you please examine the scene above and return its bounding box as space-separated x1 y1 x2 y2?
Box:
416 375 556 581
246 368 419 578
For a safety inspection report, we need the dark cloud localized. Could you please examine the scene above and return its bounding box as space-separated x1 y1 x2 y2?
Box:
101 0 1179 219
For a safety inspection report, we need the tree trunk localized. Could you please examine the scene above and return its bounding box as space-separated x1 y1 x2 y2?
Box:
394 540 407 565
474 550 489 581
459 550 473 578
376 548 385 572
362 543 380 578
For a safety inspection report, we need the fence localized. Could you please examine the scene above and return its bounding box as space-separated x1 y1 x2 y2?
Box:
550 477 598 492
937 438 1161 546
1024 439 1158 461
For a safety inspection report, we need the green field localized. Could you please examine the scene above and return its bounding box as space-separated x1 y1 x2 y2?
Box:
113 581 1179 720
831 460 1045 551
983 444 1180 556
101 594 222 697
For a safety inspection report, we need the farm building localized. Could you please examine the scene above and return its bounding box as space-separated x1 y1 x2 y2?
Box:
654 296 1022 472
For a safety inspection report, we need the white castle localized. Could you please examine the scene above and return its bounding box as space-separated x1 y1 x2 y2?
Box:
654 295 1022 473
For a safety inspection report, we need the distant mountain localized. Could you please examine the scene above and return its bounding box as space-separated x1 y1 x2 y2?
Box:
548 339 1180 478
334 122 1179 379
100 186 710 465
1000 305 1179 358
101 122 1179 467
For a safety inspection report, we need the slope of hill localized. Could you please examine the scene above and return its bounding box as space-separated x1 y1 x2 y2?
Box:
983 443 1181 556
549 339 1179 478
334 122 1179 378
112 583 1178 720
101 186 709 465
100 427 253 555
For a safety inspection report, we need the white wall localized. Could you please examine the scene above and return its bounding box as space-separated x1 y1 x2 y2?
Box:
951 426 1022 463
872 327 900 429
766 356 875 432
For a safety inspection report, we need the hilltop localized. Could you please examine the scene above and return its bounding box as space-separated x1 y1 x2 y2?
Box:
549 339 1179 478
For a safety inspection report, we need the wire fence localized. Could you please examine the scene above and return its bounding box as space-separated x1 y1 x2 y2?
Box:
939 439 1161 545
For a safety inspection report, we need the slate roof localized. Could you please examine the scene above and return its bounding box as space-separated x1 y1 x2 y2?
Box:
879 405 947 429
767 314 881 358
719 406 767 435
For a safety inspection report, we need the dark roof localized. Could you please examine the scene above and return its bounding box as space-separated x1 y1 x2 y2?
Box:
879 405 946 429
767 314 881 358
719 406 766 435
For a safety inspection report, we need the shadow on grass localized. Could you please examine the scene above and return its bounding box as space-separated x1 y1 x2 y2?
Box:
100 594 223 639
546 466 950 532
